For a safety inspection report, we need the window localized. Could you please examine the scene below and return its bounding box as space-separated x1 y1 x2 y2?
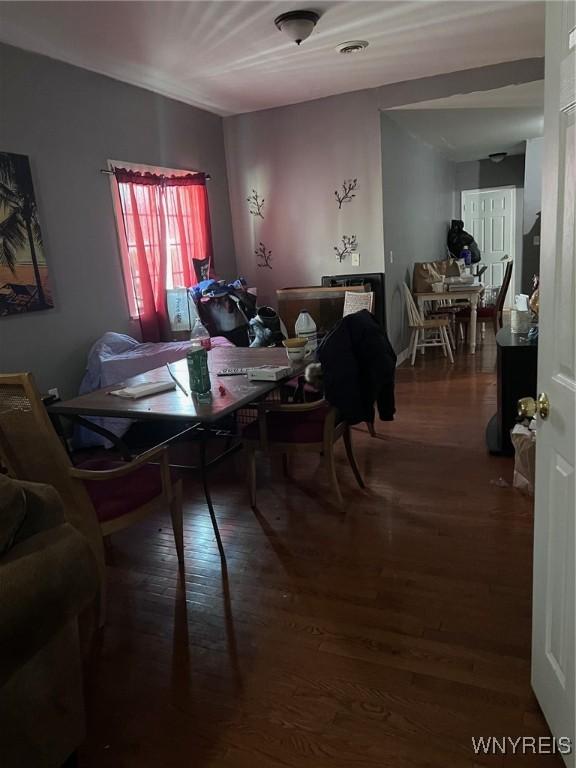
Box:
109 161 212 323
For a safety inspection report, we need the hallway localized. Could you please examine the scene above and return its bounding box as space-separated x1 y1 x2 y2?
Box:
81 339 560 767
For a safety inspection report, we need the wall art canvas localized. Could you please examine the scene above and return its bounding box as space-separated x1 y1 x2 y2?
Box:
0 152 53 316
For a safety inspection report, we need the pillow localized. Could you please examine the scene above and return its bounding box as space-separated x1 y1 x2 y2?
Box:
0 476 27 556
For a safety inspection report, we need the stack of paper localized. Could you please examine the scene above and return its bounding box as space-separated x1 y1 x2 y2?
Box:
109 381 176 399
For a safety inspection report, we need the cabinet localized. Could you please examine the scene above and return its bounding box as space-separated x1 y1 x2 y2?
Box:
486 327 538 455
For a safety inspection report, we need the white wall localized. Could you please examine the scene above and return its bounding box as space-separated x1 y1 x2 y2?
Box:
0 44 236 397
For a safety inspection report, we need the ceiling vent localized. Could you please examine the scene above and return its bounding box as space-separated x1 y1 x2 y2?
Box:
336 40 369 55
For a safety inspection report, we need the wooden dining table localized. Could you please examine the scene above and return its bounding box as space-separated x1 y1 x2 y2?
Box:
414 284 484 353
49 346 308 555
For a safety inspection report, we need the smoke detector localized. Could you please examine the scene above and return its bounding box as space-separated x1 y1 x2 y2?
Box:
274 10 320 46
336 40 369 55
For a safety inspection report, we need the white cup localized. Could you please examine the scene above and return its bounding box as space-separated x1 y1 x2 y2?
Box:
285 346 306 362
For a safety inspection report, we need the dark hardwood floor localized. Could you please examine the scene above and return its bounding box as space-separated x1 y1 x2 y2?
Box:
80 336 561 767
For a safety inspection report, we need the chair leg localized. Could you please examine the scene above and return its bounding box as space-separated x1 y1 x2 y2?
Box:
170 480 185 574
446 322 455 349
247 448 257 508
442 327 454 364
410 329 418 365
438 328 448 357
325 445 343 507
343 426 365 488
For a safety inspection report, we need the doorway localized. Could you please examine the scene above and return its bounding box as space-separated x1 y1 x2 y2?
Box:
461 186 521 308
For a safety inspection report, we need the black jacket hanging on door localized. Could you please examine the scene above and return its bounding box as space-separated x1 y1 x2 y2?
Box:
317 310 397 424
447 219 481 263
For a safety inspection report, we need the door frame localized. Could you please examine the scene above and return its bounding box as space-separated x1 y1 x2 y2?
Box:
460 185 523 306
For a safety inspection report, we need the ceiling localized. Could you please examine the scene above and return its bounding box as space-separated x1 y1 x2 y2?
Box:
386 94 544 162
0 1 545 116
395 78 545 110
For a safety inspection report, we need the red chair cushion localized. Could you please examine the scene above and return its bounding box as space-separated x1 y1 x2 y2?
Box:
242 405 332 444
454 306 494 319
79 458 165 523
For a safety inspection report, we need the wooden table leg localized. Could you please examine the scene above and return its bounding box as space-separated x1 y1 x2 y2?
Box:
470 294 479 353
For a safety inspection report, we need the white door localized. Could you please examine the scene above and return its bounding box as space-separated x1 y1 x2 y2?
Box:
461 187 516 307
531 3 575 766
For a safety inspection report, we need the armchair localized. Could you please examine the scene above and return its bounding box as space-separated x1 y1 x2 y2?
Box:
0 475 98 768
0 373 184 624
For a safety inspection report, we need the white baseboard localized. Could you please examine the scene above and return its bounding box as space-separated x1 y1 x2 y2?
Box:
396 345 411 367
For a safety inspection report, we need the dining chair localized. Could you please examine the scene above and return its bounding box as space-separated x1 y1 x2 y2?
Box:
455 260 513 342
403 283 454 365
282 291 376 405
242 399 364 508
0 372 184 624
342 290 374 317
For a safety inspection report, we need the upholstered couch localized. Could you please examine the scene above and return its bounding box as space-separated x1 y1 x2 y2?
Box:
0 475 99 768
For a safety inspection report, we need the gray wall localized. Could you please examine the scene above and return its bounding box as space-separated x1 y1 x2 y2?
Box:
522 137 543 292
455 154 526 196
225 88 385 311
224 57 544 348
0 44 235 397
381 114 455 353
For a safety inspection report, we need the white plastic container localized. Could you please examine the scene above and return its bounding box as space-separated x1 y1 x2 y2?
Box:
510 310 531 334
295 310 317 352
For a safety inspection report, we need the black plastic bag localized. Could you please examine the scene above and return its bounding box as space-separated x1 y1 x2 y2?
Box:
447 220 481 264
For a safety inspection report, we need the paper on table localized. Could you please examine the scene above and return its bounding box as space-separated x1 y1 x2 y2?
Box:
109 381 176 399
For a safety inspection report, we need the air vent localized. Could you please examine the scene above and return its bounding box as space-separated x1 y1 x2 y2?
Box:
336 40 369 55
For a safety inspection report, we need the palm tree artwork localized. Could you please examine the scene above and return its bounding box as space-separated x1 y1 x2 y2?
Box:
0 152 53 316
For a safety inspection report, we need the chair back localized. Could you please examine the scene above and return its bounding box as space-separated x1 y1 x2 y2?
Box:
403 283 423 327
342 291 374 317
495 260 514 331
0 373 103 566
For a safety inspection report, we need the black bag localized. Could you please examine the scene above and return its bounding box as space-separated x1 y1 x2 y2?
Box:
447 220 481 264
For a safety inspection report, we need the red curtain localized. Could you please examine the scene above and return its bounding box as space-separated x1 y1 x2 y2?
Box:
115 169 213 342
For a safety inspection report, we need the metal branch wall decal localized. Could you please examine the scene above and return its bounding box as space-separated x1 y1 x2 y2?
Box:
334 234 358 263
334 178 358 209
247 189 265 218
255 241 272 269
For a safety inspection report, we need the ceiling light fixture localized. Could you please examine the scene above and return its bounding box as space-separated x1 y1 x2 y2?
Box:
274 10 320 46
489 152 508 163
336 40 369 55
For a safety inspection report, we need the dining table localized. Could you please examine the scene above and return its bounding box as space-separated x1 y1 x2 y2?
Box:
414 284 484 353
48 346 308 555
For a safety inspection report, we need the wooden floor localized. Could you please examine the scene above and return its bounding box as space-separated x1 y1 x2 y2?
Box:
80 337 561 768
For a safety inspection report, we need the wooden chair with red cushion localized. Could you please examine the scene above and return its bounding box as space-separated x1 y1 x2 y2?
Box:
242 399 364 508
455 260 514 341
0 372 184 625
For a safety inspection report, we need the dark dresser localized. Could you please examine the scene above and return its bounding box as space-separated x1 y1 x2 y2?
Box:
486 327 538 455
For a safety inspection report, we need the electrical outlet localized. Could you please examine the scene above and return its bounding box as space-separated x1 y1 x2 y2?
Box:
533 235 540 246
351 251 360 267
48 387 60 400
